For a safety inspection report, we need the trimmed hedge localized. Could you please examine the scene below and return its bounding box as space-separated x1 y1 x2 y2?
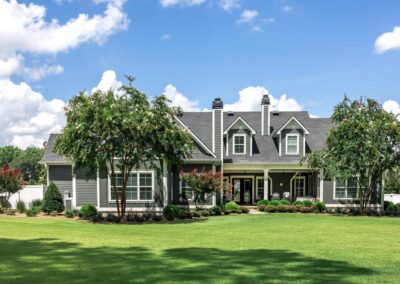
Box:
79 204 97 219
224 201 240 212
163 204 180 220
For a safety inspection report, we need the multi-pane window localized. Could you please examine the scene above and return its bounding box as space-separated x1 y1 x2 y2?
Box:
110 172 153 201
257 178 264 200
233 134 246 154
286 134 299 154
180 180 193 200
335 177 358 199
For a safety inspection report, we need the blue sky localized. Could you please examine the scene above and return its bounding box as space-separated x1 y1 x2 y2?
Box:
0 0 400 147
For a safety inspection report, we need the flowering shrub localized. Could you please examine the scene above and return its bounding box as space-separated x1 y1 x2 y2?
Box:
0 164 24 208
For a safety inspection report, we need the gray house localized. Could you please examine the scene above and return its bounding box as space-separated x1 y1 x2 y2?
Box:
41 95 383 212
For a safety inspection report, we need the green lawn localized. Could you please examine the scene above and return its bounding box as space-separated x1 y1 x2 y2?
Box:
0 214 399 283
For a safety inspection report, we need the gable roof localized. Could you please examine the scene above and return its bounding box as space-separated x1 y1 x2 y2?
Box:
274 116 310 136
41 134 71 164
223 116 256 135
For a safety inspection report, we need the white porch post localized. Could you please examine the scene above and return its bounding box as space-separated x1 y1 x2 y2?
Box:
263 170 269 200
162 159 168 206
319 169 324 202
212 164 217 206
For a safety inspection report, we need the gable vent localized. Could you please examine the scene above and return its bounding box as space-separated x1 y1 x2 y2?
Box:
227 111 234 116
272 112 280 116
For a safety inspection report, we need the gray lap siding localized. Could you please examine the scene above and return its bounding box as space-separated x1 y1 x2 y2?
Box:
75 168 97 206
48 165 73 198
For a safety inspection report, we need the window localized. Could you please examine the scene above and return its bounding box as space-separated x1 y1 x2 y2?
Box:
180 180 193 201
286 134 299 155
335 177 358 199
233 134 246 154
110 171 153 201
256 177 264 200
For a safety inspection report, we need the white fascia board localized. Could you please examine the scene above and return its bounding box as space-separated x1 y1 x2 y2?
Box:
223 116 256 135
275 116 310 136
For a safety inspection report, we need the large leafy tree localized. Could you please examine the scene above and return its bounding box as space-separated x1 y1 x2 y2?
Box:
0 146 22 166
11 147 44 183
0 164 24 208
55 77 193 217
384 167 400 194
302 97 400 213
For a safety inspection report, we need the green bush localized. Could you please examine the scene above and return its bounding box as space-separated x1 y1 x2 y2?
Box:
280 200 290 205
163 204 180 220
0 207 5 214
258 205 266 212
50 211 58 216
73 209 79 217
200 210 210 217
302 200 313 207
224 201 240 212
152 214 163 222
30 199 42 209
90 213 104 223
64 209 74 218
6 209 17 215
191 211 201 218
268 200 280 206
299 206 312 213
211 206 222 215
264 205 277 213
42 182 65 213
292 201 303 207
386 203 400 215
26 209 39 217
16 200 26 213
257 200 269 207
286 205 297 213
106 214 120 223
79 204 98 219
314 202 327 212
276 204 289 212
240 207 250 214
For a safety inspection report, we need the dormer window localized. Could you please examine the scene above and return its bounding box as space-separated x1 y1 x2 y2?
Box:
286 134 299 155
233 134 246 155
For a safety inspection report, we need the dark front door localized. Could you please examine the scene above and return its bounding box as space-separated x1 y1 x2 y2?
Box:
232 178 252 204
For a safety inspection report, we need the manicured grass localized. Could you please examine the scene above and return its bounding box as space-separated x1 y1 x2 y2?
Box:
1 214 400 283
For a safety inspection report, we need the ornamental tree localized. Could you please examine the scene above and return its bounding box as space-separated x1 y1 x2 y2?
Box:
0 164 24 208
181 168 231 209
302 97 400 213
42 181 65 213
55 76 193 218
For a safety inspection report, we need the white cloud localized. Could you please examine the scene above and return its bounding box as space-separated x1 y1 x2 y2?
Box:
224 86 303 112
237 9 258 24
159 0 206 7
163 84 201 111
383 99 400 120
219 0 240 11
0 0 128 79
161 34 172 40
282 5 294 13
92 70 123 94
0 79 66 148
22 65 64 81
375 26 400 54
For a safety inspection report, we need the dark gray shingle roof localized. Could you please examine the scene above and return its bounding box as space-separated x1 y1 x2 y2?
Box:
41 134 70 164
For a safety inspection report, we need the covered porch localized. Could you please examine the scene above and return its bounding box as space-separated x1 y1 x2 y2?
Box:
223 165 321 204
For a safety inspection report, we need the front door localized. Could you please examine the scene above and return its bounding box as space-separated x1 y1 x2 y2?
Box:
232 178 252 204
294 176 306 198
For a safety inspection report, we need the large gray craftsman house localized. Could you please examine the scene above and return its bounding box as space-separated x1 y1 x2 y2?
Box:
41 95 383 212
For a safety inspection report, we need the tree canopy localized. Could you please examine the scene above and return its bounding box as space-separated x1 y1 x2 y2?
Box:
55 76 193 217
0 164 24 208
302 96 400 213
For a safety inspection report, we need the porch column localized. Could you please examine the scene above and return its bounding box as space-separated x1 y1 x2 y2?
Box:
162 159 168 206
263 170 269 200
319 169 324 202
212 164 217 206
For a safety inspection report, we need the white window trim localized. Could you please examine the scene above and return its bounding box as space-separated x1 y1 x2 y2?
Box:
285 133 300 155
179 179 193 201
333 177 360 200
294 176 306 197
232 133 246 155
108 170 155 203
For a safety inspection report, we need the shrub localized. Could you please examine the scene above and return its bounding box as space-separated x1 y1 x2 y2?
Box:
134 214 145 223
50 211 58 217
258 205 266 212
292 201 303 207
314 202 326 212
163 204 180 220
240 207 250 214
42 182 65 213
142 213 153 221
223 210 231 215
286 205 297 213
152 214 163 222
264 205 277 213
64 209 74 218
0 207 5 214
276 204 289 212
299 206 312 213
73 209 79 217
6 209 17 215
257 200 269 207
211 206 222 216
200 210 210 217
302 200 313 207
90 213 104 223
225 201 240 212
384 201 394 211
191 211 201 218
79 204 97 219
280 200 290 205
386 203 400 215
30 199 42 209
16 200 26 213
26 209 39 217
268 200 280 206
106 213 121 223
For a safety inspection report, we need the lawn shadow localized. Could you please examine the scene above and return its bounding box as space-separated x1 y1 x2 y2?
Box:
0 238 375 283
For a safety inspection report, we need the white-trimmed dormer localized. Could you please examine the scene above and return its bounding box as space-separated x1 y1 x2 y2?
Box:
224 116 256 156
274 116 309 157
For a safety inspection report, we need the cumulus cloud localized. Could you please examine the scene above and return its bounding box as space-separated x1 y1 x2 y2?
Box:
92 70 123 94
159 0 206 7
375 26 400 54
224 86 303 111
0 0 128 79
0 79 66 148
383 99 400 120
163 84 201 111
237 9 258 24
22 65 64 81
219 0 240 11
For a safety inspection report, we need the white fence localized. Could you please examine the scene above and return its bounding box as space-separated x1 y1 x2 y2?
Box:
9 185 45 208
384 194 400 204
